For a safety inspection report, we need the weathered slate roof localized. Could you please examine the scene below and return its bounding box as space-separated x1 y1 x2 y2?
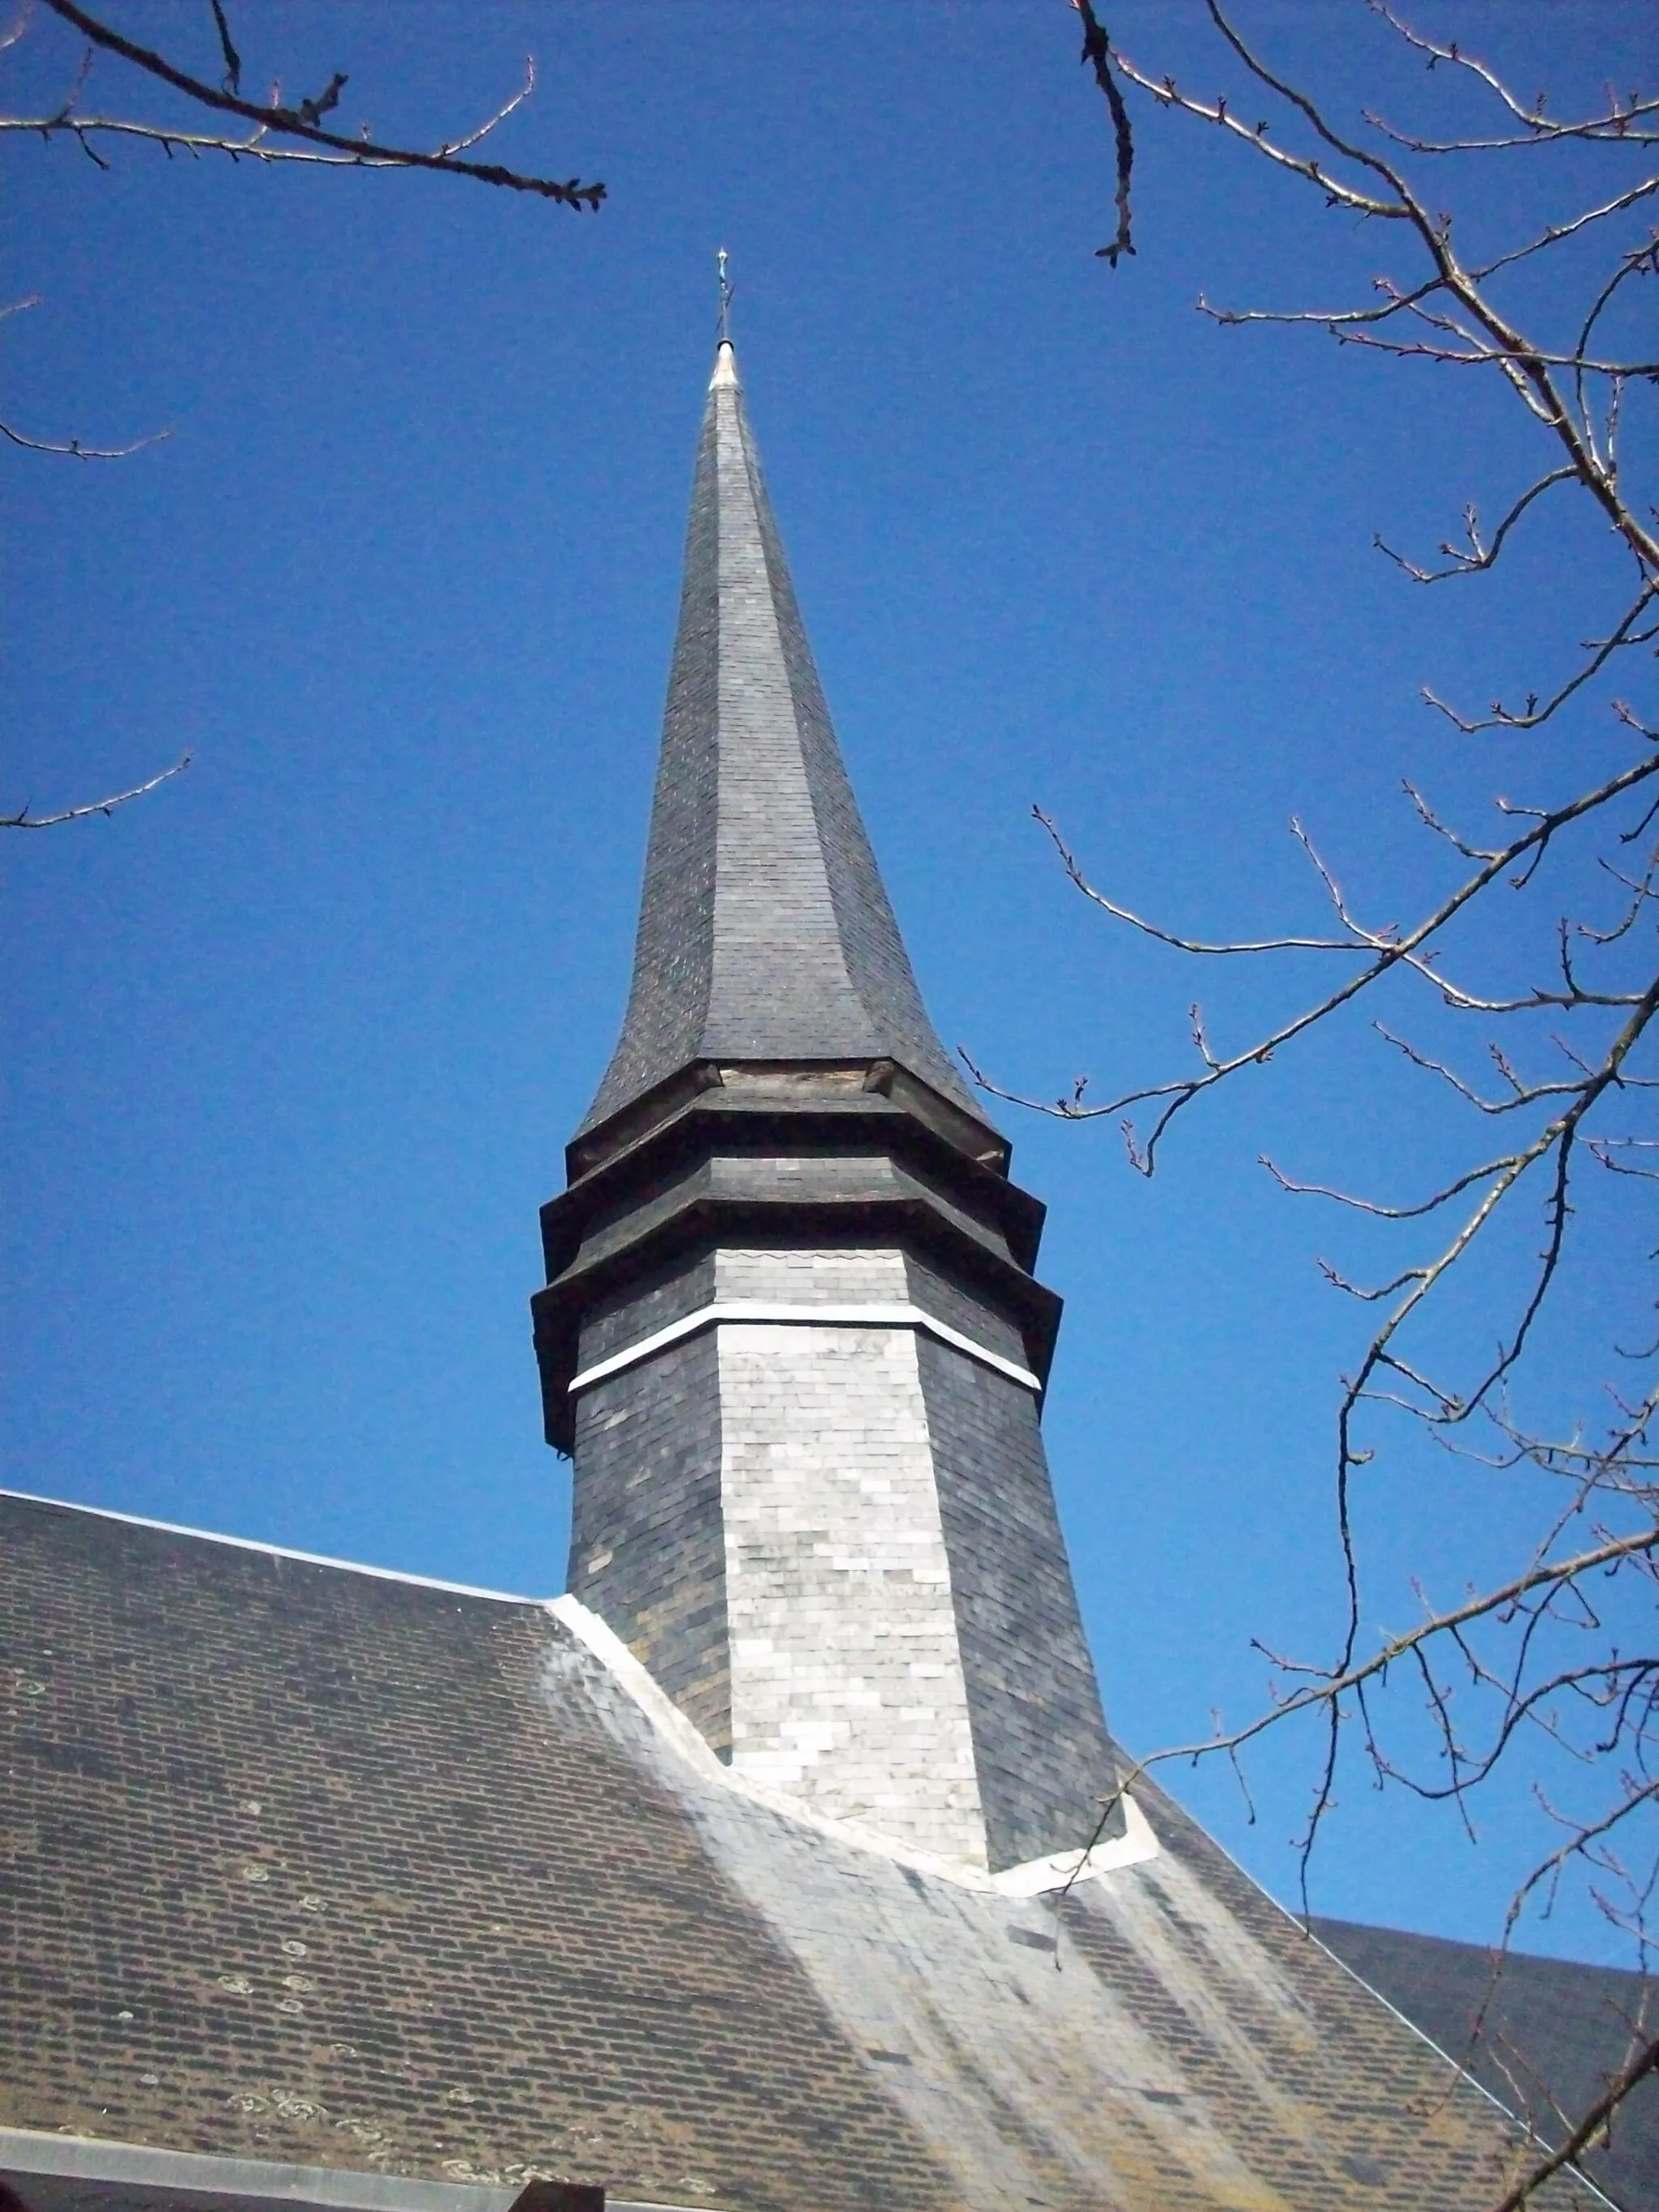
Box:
1313 1916 1657 2212
2 1491 1590 2212
582 343 980 1136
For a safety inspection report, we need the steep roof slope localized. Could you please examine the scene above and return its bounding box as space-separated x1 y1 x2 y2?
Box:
1313 1917 1657 2212
2 1492 1591 2212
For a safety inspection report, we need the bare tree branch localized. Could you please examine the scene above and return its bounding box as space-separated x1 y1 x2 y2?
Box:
966 752 1659 1160
1073 0 1134 265
1374 467 1577 583
1491 2031 1659 2211
0 414 169 458
1367 2 1659 149
1051 10 1659 2188
207 0 239 96
1106 3 1659 576
22 0 604 207
1 751 190 826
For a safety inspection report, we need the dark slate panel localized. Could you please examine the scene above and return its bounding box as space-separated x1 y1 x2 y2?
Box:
0 1494 952 2212
1311 1916 1658 2212
741 378 979 1116
700 369 879 1068
3 1492 1593 2212
575 1250 716 1368
902 1253 1026 1366
1061 1801 1547 2212
569 1325 730 1755
582 397 721 1125
913 1332 1120 1871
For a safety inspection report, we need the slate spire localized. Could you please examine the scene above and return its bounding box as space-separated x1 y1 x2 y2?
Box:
535 335 1120 1874
582 338 982 1138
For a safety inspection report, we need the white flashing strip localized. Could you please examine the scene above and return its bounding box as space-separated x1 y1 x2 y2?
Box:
569 1300 1041 1397
548 1594 1159 1896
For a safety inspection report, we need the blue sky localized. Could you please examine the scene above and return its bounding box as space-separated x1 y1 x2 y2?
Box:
5 1 1653 1964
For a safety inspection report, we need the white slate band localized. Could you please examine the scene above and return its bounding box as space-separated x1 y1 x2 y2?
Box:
568 1299 1041 1397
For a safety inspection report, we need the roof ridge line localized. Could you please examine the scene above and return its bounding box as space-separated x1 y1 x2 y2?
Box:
0 1485 542 1605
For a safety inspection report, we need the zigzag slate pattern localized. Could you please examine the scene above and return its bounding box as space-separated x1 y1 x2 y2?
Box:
582 340 979 1135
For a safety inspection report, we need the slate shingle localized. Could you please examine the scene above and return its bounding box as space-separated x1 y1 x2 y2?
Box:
1 1492 1593 2212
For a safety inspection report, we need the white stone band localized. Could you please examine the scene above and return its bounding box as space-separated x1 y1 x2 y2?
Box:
568 1300 1041 1397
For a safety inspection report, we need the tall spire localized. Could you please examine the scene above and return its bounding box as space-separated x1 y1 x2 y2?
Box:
534 332 1119 1875
580 333 983 1140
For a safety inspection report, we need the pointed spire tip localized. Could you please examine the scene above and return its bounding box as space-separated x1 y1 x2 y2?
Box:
710 245 739 386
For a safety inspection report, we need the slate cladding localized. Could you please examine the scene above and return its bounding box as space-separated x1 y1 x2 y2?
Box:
0 1496 944 2211
570 1324 732 1757
915 1331 1124 1872
531 339 1128 1870
565 1237 1118 1851
1312 1917 1658 2212
580 340 979 1136
2 1493 1591 2212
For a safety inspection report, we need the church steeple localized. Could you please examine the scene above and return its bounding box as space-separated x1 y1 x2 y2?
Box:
581 335 986 1147
533 335 1118 1876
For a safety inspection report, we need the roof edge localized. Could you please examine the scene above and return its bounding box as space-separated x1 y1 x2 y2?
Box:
1123 1779 1623 2212
0 1487 542 1606
0 2127 713 2212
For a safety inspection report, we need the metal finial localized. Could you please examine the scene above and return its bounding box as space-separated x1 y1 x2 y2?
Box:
716 247 733 344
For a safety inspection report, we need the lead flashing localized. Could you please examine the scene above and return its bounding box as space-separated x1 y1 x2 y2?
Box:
548 1594 1160 1896
567 1300 1041 1397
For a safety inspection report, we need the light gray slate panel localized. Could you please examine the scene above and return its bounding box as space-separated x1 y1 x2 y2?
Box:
714 1245 920 1307
913 1332 1120 1871
569 1326 730 1754
718 1311 990 1866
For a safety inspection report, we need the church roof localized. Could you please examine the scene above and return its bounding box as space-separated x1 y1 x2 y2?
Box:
1311 1917 1657 2212
1 1490 1594 2212
580 341 983 1139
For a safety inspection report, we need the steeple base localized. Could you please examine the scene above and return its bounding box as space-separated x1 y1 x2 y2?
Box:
567 1242 1119 1873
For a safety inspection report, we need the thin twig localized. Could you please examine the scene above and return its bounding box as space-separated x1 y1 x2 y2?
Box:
30 0 603 207
1490 2031 1659 2210
1074 0 1135 264
1 751 190 826
0 416 170 458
